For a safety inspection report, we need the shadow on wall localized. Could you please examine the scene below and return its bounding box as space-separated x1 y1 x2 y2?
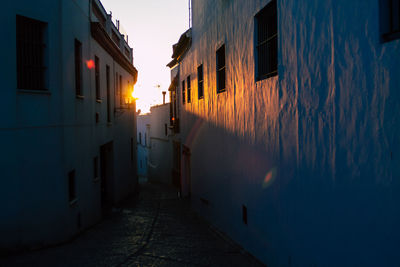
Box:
183 110 400 266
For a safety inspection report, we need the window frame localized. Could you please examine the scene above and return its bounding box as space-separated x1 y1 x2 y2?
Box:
95 55 101 100
197 64 204 99
187 75 191 103
216 44 226 93
381 0 400 42
75 39 83 97
255 0 278 81
16 15 48 91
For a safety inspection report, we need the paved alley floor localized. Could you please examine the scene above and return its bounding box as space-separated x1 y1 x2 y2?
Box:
0 183 264 267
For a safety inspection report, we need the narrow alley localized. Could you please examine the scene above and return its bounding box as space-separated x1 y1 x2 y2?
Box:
0 183 263 267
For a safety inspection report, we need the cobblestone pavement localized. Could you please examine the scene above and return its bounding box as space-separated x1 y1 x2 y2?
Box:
0 183 264 267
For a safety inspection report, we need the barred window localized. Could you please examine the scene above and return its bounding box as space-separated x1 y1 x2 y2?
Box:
255 0 277 80
95 56 100 100
187 75 191 103
75 39 83 96
198 64 204 99
16 15 47 90
381 0 400 42
182 80 186 104
216 45 226 93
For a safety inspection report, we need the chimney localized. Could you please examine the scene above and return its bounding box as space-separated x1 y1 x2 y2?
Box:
162 91 166 104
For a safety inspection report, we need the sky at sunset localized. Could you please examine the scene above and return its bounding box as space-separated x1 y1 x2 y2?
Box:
99 0 190 113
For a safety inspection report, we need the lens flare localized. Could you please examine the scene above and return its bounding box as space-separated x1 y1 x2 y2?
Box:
86 60 95 69
262 167 277 189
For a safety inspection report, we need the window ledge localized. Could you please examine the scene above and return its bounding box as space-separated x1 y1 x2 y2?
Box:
217 89 226 94
17 89 50 95
69 198 78 206
96 99 102 103
382 31 400 43
76 95 85 100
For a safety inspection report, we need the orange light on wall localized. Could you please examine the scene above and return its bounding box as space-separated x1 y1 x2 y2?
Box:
86 60 95 69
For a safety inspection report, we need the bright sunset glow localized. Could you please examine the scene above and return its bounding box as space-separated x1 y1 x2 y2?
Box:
99 0 189 113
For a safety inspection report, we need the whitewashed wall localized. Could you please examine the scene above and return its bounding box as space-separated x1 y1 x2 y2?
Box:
177 0 400 266
0 0 137 250
148 104 173 184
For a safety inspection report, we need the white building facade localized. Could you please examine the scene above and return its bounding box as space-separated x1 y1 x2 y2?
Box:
0 0 138 251
171 0 400 266
148 103 174 185
137 114 150 181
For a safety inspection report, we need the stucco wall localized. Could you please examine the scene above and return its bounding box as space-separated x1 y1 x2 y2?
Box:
177 0 400 265
0 0 137 250
148 104 173 184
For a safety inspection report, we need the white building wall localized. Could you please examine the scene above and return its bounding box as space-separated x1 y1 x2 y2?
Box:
177 0 400 266
148 104 173 184
0 0 138 251
137 114 150 179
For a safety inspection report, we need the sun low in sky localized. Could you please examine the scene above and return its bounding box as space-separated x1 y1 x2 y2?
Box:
99 0 190 113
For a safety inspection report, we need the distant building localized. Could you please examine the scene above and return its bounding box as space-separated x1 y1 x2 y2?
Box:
147 103 174 185
0 0 138 251
137 114 150 182
168 0 400 266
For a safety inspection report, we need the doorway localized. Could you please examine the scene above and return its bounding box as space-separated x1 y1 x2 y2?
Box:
100 141 114 213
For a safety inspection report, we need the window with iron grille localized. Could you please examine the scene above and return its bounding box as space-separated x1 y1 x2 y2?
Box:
187 75 191 103
381 0 400 42
95 56 100 100
16 15 47 90
75 39 83 96
216 45 226 93
182 80 186 104
255 0 277 81
198 64 204 99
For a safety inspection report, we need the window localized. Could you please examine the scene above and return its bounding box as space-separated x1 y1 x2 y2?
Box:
381 0 400 42
93 157 99 180
182 80 186 104
187 75 191 103
68 170 76 203
216 44 226 93
139 132 142 144
255 0 278 80
106 65 111 122
16 15 47 90
75 39 83 96
165 123 168 136
95 56 100 100
197 64 204 99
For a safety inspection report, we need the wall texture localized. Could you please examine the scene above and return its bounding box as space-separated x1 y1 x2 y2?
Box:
177 0 400 265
